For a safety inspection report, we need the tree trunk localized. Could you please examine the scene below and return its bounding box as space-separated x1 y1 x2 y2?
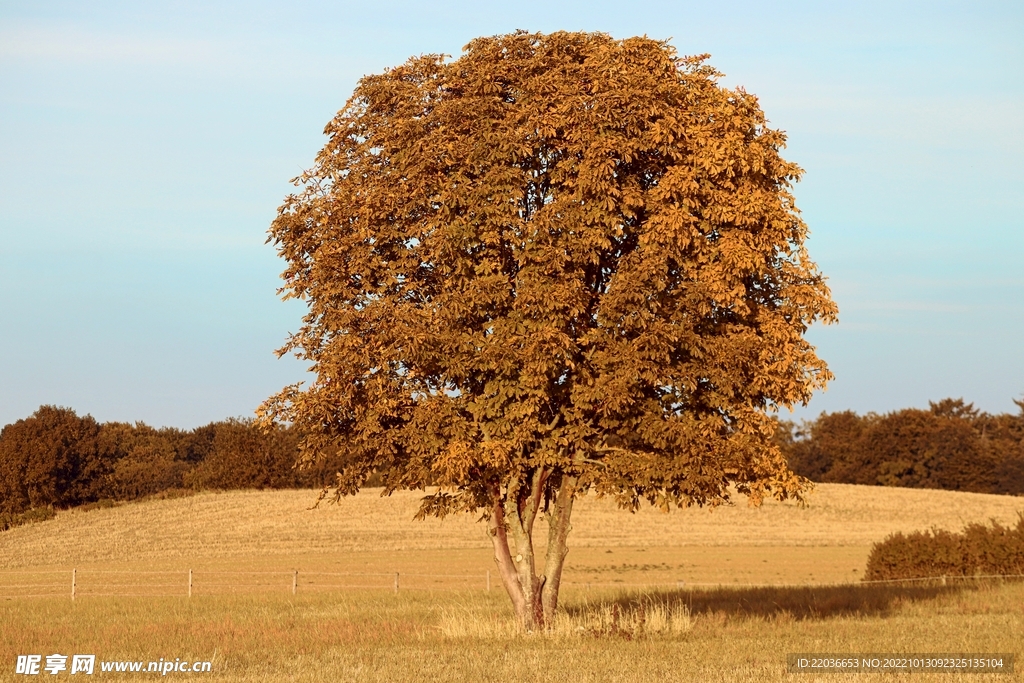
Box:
486 470 577 631
541 474 576 624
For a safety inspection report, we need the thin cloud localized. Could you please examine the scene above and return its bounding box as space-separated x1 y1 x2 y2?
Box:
0 24 236 68
0 22 364 87
855 301 975 314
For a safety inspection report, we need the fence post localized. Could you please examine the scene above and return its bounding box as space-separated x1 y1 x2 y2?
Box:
293 571 298 596
486 570 490 592
71 569 76 602
189 569 193 598
941 575 947 586
394 572 399 594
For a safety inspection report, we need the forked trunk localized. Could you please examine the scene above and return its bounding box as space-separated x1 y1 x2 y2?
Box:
486 471 577 631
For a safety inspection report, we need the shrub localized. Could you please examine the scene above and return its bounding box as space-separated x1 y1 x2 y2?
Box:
0 506 57 532
865 514 1024 581
78 498 118 512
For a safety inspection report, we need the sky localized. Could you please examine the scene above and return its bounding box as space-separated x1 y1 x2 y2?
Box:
1 0 1022 429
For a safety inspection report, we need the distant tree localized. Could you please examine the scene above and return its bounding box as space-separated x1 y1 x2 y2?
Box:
178 422 219 466
865 407 988 491
0 406 108 513
778 397 1024 494
928 397 979 421
783 410 870 483
258 30 837 630
103 423 191 500
0 408 334 514
984 399 1024 495
184 419 303 490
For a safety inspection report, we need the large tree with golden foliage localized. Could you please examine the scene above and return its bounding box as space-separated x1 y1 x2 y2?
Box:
259 31 837 630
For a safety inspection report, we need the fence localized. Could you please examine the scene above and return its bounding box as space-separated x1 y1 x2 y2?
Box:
0 569 491 599
2 569 1024 600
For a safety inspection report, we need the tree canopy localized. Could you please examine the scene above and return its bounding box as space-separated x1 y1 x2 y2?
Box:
0 407 327 520
0 405 105 513
258 30 837 629
778 398 1024 494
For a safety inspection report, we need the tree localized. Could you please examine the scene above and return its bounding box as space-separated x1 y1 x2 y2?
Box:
987 398 1024 495
0 406 108 513
780 410 868 483
183 419 305 490
865 407 986 491
258 31 837 630
777 398 1024 494
102 423 191 500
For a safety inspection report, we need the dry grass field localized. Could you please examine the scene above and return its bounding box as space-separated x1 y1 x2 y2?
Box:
1 483 1022 585
1 484 1022 681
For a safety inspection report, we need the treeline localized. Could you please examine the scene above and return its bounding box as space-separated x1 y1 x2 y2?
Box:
0 405 346 518
5 397 1023 521
778 398 1024 495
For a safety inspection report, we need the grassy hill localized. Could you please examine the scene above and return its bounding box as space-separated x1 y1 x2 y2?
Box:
2 484 1020 587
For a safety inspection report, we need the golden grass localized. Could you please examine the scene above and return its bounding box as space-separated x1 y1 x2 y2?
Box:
1 484 1022 682
5 484 1022 561
437 594 693 639
0 582 1020 682
1 483 1020 586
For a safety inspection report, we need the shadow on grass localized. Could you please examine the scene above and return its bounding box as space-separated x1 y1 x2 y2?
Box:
564 582 975 622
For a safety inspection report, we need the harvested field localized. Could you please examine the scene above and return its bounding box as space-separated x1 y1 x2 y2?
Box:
2 484 1021 587
1 484 1022 681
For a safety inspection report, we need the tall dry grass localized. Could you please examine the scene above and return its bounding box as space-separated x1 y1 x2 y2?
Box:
1 484 1022 681
437 594 693 639
1 581 1020 682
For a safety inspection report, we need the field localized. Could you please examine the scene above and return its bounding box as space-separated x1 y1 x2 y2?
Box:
1 484 1023 681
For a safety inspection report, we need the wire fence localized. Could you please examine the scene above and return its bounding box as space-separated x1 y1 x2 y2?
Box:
0 568 490 599
2 569 1023 600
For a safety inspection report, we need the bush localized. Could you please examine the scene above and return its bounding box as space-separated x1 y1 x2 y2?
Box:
865 514 1024 581
0 506 57 532
78 498 118 512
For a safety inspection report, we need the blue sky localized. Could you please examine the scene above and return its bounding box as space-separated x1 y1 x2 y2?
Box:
1 0 1022 428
